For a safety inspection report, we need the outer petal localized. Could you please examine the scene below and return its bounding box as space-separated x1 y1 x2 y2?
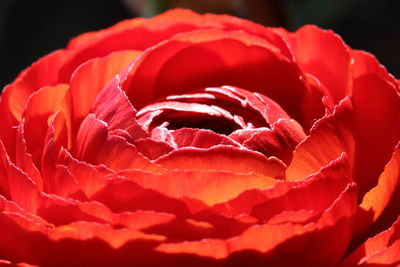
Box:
339 216 400 266
208 153 351 218
22 83 69 166
355 143 400 236
289 25 352 102
0 210 165 266
0 50 68 159
156 183 357 265
350 50 400 198
0 141 39 213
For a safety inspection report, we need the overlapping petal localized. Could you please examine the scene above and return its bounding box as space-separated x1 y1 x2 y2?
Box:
0 8 399 267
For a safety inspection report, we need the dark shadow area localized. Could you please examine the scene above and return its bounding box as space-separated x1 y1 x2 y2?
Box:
0 0 399 89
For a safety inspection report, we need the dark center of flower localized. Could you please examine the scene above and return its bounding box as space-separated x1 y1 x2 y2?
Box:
136 86 290 135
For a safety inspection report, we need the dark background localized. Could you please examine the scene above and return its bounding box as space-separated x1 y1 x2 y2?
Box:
1 0 399 90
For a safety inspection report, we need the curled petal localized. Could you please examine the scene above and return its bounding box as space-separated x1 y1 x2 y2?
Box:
64 50 141 146
286 98 355 181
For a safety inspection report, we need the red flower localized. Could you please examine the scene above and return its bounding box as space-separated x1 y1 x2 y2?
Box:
1 9 399 266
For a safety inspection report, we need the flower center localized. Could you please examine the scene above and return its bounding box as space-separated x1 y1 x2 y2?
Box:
136 86 291 135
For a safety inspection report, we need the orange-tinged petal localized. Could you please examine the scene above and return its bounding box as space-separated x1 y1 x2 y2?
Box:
209 152 351 218
0 50 68 159
22 84 69 166
117 169 277 206
37 194 175 230
286 98 355 180
0 50 67 123
59 147 113 198
91 177 191 217
340 216 400 266
157 183 356 265
0 211 165 266
155 145 285 179
355 143 400 236
251 155 352 222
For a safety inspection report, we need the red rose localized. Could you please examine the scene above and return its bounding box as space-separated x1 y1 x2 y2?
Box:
1 9 399 266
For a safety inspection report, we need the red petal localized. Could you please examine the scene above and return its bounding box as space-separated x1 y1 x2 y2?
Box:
64 50 141 145
61 9 221 80
15 124 42 191
157 183 356 265
134 138 174 160
38 194 175 230
73 114 162 172
0 141 39 213
0 50 67 123
41 122 84 199
251 156 352 222
340 216 400 266
351 53 400 198
172 128 240 149
230 119 306 165
123 29 309 122
209 152 351 218
355 143 400 236
59 147 113 198
351 49 399 88
23 83 69 166
91 76 148 140
0 211 164 266
290 25 352 102
286 98 355 180
204 13 293 60
115 169 277 206
0 50 68 159
155 145 285 179
90 177 191 217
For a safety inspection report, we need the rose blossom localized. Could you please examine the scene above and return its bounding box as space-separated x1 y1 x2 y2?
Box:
0 9 399 266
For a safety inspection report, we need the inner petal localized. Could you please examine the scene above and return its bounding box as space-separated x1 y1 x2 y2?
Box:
136 86 291 136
